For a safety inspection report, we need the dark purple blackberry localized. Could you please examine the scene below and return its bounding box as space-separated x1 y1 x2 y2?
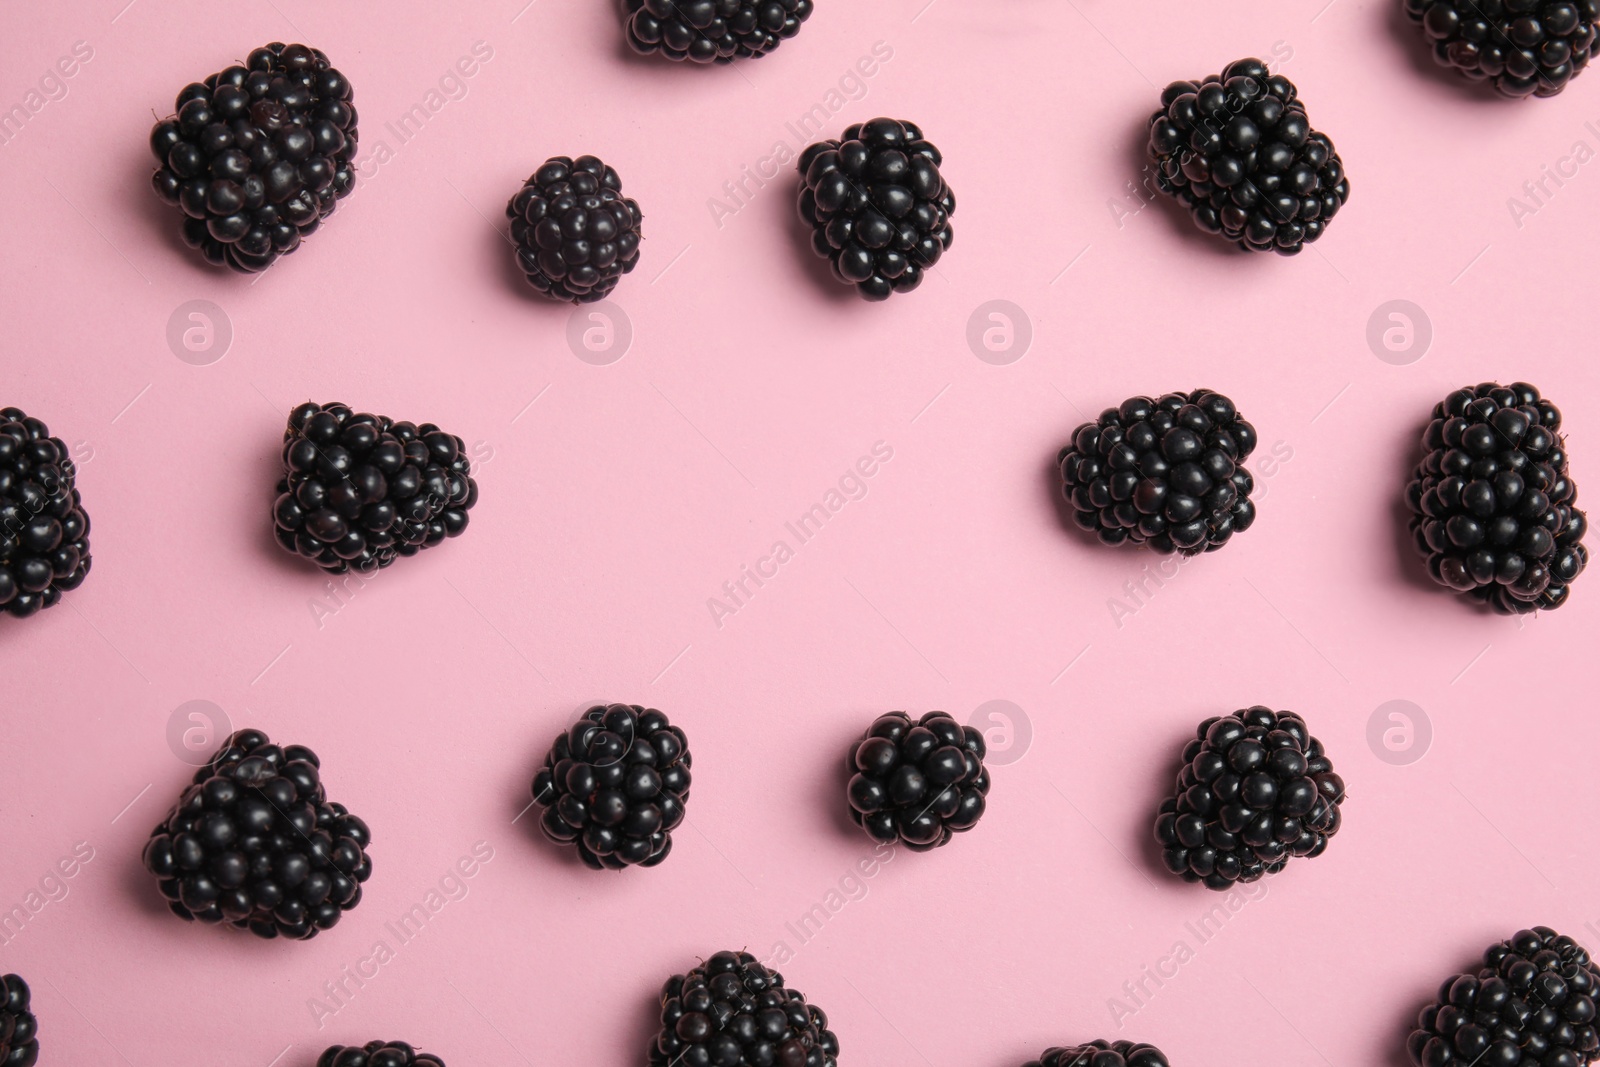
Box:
1154 706 1346 890
1407 382 1587 614
1404 0 1598 97
149 43 357 273
1026 1042 1169 1067
141 728 373 941
318 1041 445 1067
1407 927 1600 1067
649 951 839 1067
1147 58 1349 254
0 975 38 1067
623 0 813 63
507 156 643 304
846 711 989 852
1058 390 1258 555
796 118 955 301
272 402 478 575
0 408 91 619
531 703 690 870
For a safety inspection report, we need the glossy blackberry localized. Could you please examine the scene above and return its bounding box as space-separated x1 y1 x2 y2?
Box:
1026 1042 1169 1067
318 1041 445 1067
649 951 840 1067
1407 927 1600 1067
0 975 38 1067
1059 390 1258 555
1147 58 1349 254
141 728 373 940
1404 0 1598 97
796 118 955 301
0 408 91 619
272 402 478 575
1406 382 1587 614
531 703 690 870
846 711 989 851
623 0 813 63
1154 706 1345 890
507 156 642 304
149 43 357 273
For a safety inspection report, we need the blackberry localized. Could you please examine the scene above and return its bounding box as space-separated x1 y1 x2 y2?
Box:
1058 390 1258 555
0 408 91 619
531 703 690 870
1406 382 1587 614
623 0 813 63
1147 58 1349 254
141 728 373 940
507 156 643 304
1154 706 1346 890
796 118 955 301
149 43 357 273
0 975 38 1067
318 1042 445 1067
272 402 478 575
649 951 839 1067
1026 1043 1169 1067
845 711 989 851
1407 927 1600 1067
1404 0 1599 98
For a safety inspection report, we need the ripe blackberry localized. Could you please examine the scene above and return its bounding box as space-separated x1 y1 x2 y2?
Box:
531 703 691 870
318 1042 445 1067
0 408 91 619
149 43 357 273
1058 390 1258 555
623 0 813 63
1406 382 1587 614
141 728 373 940
1404 0 1598 97
796 118 955 301
649 951 840 1067
272 402 478 575
846 711 989 851
0 975 38 1067
507 156 643 304
1154 706 1346 890
1026 1042 1169 1067
1147 58 1349 254
1407 927 1600 1067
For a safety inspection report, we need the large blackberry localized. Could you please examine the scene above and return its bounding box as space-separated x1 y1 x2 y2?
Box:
0 975 38 1067
531 703 690 870
1407 927 1600 1067
1406 382 1587 614
507 156 643 304
796 118 955 301
0 408 91 619
318 1042 445 1067
623 0 813 63
1147 58 1349 254
649 951 839 1067
845 711 989 851
1154 706 1346 890
1058 390 1258 555
272 402 478 575
149 43 357 273
141 728 373 940
1026 1042 1169 1067
1404 0 1599 97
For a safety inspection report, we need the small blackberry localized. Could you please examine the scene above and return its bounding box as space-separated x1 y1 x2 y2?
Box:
0 975 38 1067
1147 58 1349 254
0 408 91 619
796 118 955 301
272 402 478 575
1404 0 1598 98
623 0 813 63
845 711 989 851
141 728 373 940
318 1042 445 1067
1026 1042 1169 1067
149 43 357 273
1406 382 1587 614
1058 390 1258 555
507 156 643 304
531 703 691 870
649 951 839 1067
1407 927 1600 1067
1154 706 1346 890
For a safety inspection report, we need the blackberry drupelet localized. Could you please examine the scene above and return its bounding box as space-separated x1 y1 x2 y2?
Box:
1407 927 1600 1067
0 975 38 1067
796 117 955 301
845 711 989 851
649 951 840 1067
531 703 691 870
0 408 91 619
1026 1042 1169 1067
507 156 643 304
1058 390 1258 555
1403 0 1598 98
623 0 813 63
318 1041 445 1067
149 42 357 273
1154 706 1346 890
1147 58 1349 254
272 402 478 575
141 728 373 940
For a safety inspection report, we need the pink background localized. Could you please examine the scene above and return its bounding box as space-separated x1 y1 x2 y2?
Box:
3 0 1600 1064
